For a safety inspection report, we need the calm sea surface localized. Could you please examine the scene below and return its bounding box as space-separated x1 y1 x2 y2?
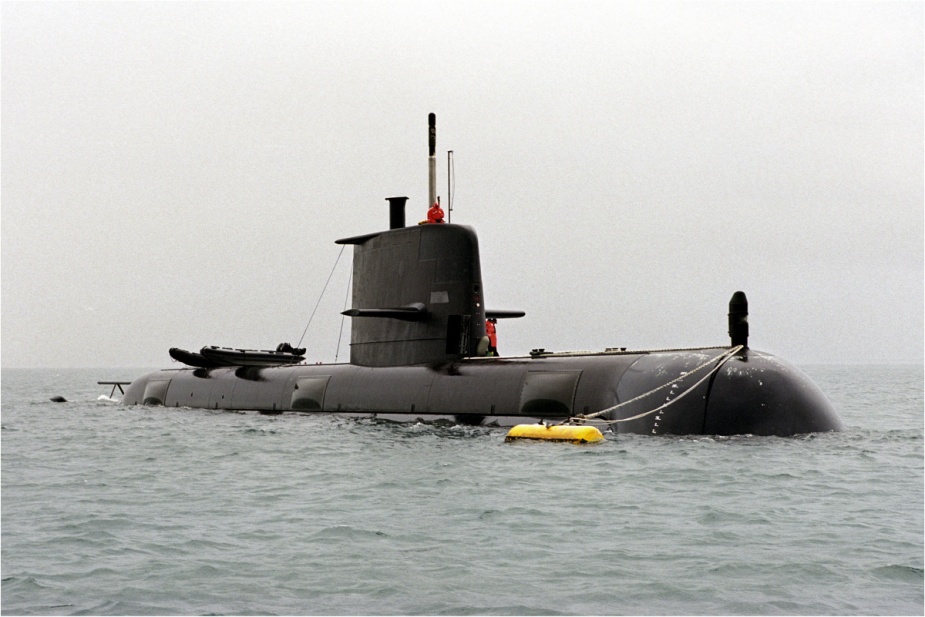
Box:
2 365 922 616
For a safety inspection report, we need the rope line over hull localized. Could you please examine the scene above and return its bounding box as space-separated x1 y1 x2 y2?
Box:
569 345 744 425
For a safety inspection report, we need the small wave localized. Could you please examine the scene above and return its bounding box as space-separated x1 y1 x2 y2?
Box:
1 575 51 591
359 416 499 440
71 599 179 616
433 604 568 616
871 564 924 582
243 427 279 435
311 524 389 541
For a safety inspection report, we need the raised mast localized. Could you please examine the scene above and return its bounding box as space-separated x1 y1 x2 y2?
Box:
428 113 437 208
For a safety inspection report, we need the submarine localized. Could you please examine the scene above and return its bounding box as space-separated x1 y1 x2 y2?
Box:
120 114 844 437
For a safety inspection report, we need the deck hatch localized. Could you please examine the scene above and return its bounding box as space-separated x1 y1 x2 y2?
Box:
519 371 582 416
143 379 171 406
291 377 331 411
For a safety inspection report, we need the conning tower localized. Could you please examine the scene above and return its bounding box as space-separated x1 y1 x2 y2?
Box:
336 114 520 367
337 218 487 367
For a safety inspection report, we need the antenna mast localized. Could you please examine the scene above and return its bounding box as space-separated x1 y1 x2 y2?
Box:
447 150 454 224
428 113 437 208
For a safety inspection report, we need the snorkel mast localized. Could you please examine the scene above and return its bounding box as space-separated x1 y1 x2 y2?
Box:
428 113 437 208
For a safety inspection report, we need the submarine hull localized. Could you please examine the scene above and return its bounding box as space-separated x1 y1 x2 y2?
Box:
122 347 842 436
117 116 844 437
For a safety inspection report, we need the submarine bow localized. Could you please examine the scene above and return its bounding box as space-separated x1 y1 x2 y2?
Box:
601 348 844 436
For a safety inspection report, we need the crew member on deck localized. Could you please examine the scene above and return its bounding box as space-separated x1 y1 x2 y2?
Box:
486 318 498 356
427 202 445 224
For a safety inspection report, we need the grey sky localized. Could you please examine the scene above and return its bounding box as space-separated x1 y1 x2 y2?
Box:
2 1 922 368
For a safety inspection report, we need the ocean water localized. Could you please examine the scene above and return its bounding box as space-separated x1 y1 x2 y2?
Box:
1 365 922 616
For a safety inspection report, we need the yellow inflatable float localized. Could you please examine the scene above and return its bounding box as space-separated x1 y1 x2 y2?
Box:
504 423 604 444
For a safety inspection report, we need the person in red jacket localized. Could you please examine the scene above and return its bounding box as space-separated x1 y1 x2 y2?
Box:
427 202 445 224
486 318 498 356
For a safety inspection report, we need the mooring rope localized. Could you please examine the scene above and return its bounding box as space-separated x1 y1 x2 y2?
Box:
296 244 346 349
566 345 744 425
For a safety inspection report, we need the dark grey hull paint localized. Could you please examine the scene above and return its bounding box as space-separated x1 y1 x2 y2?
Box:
120 117 844 437
123 347 844 436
